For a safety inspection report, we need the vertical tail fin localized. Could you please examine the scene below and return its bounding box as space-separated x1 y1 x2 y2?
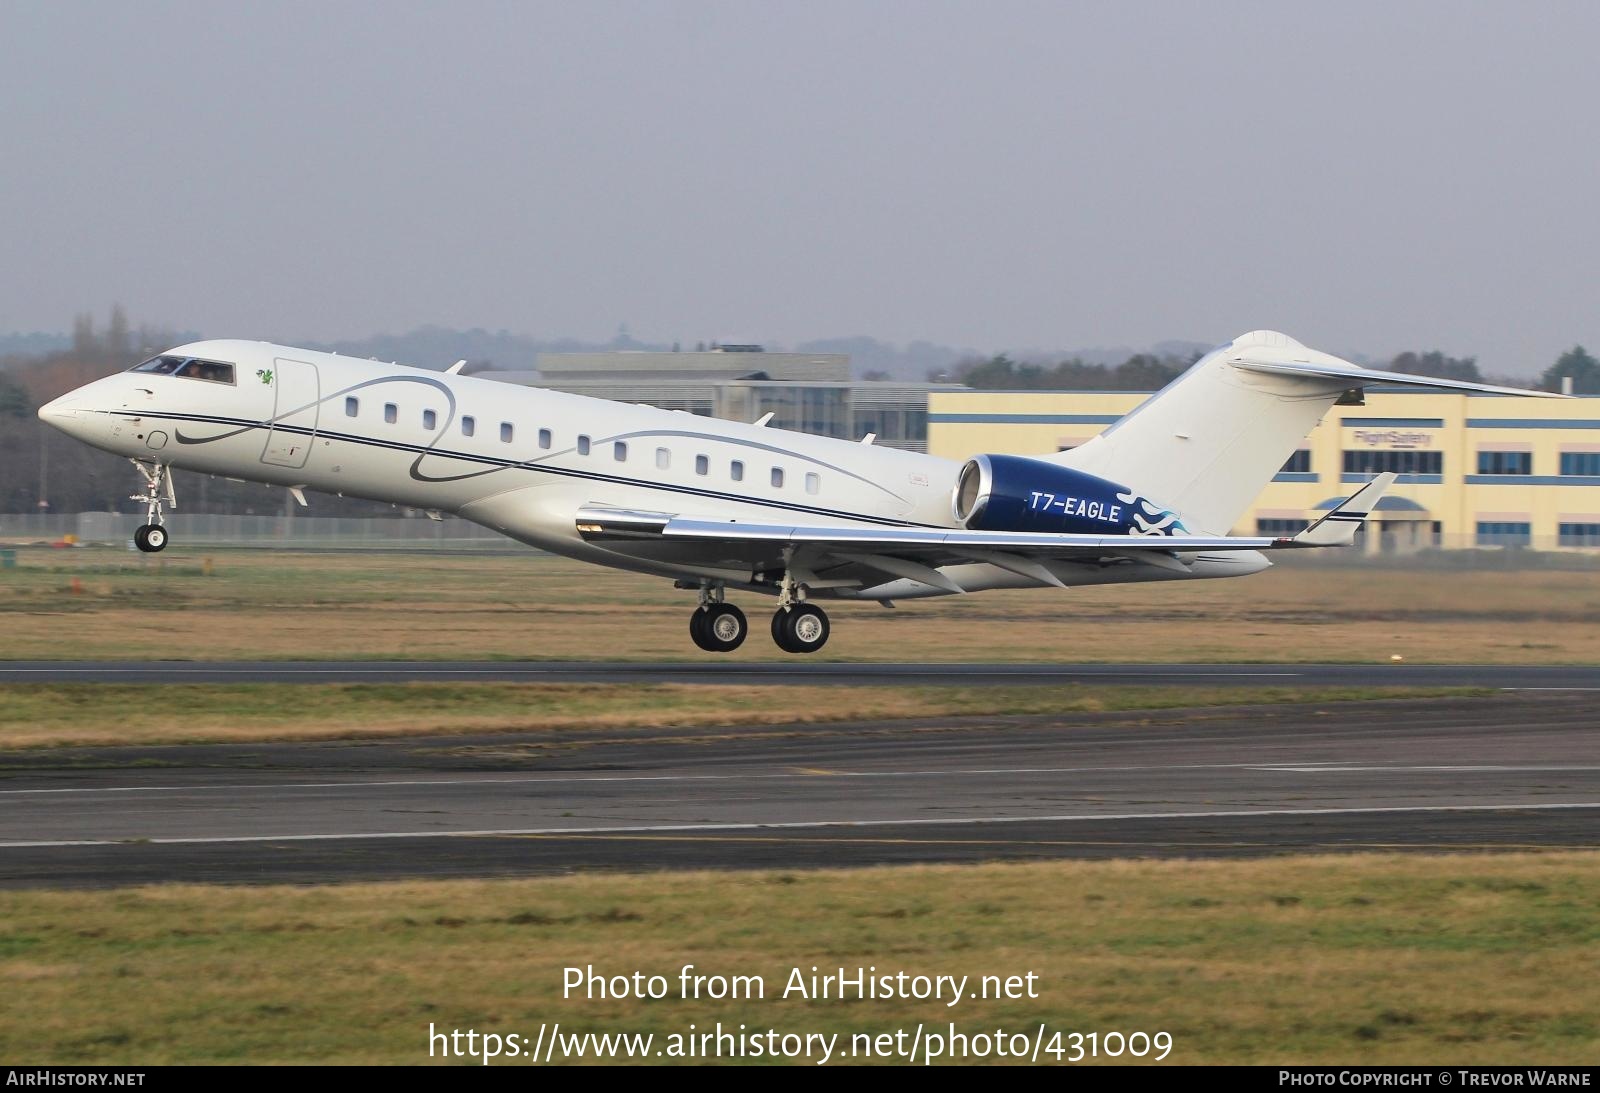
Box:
1049 332 1353 533
1045 329 1552 535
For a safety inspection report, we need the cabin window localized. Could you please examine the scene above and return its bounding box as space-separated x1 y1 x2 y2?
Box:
537 428 551 449
770 467 785 489
345 397 359 417
731 460 744 482
656 447 671 470
500 422 514 443
461 415 475 437
577 435 591 455
805 472 820 495
422 409 437 430
614 441 628 462
384 403 398 424
695 454 709 476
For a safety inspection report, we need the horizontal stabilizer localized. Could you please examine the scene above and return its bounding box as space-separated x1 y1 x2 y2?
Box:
1293 472 1397 547
1231 356 1566 398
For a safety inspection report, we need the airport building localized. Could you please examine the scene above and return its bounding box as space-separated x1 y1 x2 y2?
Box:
928 388 1600 552
475 347 957 452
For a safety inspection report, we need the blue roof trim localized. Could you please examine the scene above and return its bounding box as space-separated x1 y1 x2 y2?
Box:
1272 472 1320 483
927 413 1123 425
1464 475 1600 486
1341 473 1442 485
1339 417 1445 428
1466 419 1600 429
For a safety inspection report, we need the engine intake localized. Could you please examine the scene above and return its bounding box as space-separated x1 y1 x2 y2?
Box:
952 454 1187 537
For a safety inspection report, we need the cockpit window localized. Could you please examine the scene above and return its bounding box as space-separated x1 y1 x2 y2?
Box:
129 355 236 385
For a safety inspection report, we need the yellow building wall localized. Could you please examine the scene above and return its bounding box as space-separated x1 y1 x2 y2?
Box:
927 390 1600 549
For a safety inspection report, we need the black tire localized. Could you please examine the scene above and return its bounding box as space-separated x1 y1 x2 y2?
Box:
132 525 149 552
143 525 168 552
689 607 716 651
772 603 829 654
701 603 747 652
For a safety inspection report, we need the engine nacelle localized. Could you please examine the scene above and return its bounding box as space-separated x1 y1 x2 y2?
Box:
951 454 1189 536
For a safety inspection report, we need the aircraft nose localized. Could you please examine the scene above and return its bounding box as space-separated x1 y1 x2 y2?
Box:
38 393 85 432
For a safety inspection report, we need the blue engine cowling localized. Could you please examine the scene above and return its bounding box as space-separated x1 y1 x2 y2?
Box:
951 454 1188 536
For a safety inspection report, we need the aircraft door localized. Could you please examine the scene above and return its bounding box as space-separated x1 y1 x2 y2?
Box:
261 358 320 468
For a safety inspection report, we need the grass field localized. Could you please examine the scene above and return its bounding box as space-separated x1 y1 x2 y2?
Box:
3 854 1596 1065
0 682 1483 748
3 547 1599 663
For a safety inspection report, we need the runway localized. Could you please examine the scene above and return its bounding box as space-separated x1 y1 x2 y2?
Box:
1 692 1596 887
2 660 1600 687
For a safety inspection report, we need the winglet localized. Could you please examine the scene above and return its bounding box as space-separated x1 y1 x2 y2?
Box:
1291 472 1397 546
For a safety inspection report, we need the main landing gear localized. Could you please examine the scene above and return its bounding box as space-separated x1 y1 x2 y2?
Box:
690 588 750 653
130 459 174 554
684 572 832 654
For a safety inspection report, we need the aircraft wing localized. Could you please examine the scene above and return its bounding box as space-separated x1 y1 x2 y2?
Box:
574 474 1395 587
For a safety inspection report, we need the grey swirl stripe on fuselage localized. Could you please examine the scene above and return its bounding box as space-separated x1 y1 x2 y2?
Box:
172 373 910 504
140 409 942 529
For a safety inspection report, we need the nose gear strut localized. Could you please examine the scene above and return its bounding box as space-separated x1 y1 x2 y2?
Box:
130 459 175 553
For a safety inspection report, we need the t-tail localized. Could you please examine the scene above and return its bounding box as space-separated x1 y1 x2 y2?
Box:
1048 330 1561 535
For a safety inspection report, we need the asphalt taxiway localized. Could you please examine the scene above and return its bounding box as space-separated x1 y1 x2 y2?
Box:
1 691 1595 887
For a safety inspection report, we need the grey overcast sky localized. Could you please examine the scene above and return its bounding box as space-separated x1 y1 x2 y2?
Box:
2 1 1596 374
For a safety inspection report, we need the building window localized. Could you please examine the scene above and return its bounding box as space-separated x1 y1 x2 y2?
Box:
771 467 785 488
656 447 670 470
345 397 359 417
500 422 514 443
1476 521 1531 547
1477 451 1531 475
805 472 820 495
384 403 398 424
538 428 551 449
1558 523 1600 547
695 454 709 476
461 415 475 437
422 409 437 430
1257 518 1311 536
1342 450 1442 476
1560 452 1600 476
731 460 744 482
613 441 628 462
1281 450 1312 474
577 435 590 455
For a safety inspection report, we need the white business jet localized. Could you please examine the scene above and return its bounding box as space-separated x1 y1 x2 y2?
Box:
37 330 1554 654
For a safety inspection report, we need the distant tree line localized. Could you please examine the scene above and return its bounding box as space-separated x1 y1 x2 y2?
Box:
948 345 1593 394
942 351 1203 391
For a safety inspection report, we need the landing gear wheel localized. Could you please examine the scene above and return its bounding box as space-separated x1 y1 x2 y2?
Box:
703 604 748 652
772 603 830 654
129 461 175 554
691 603 748 652
690 607 714 650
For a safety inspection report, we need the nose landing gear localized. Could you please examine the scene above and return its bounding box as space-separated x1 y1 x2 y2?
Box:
130 459 174 553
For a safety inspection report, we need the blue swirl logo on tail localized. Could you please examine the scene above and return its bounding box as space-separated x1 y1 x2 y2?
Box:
1117 491 1188 536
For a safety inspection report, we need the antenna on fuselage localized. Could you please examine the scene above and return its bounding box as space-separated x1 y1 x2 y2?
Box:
446 360 467 375
753 412 774 427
